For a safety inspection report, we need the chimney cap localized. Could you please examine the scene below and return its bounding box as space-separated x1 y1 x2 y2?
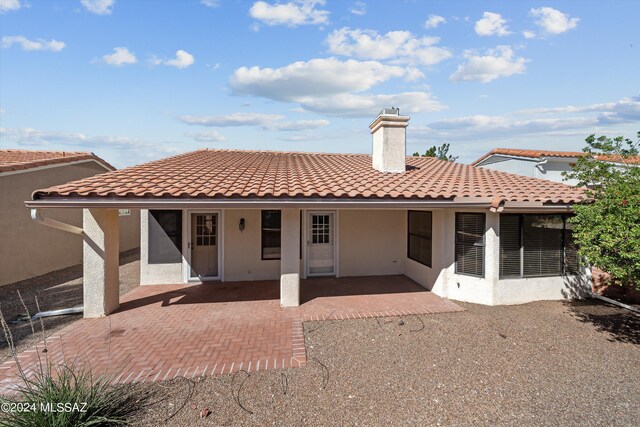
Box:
379 107 400 116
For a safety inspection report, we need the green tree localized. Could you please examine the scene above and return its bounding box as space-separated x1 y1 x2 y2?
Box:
563 132 640 289
412 143 458 162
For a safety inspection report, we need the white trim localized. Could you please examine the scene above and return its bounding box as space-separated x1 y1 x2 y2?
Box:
183 209 224 282
25 198 537 210
301 209 308 279
305 210 338 277
1 158 114 177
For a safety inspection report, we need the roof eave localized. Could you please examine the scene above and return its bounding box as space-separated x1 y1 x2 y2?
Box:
24 196 576 212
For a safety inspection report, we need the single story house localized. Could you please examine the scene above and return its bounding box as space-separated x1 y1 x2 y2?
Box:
472 148 640 185
26 109 590 317
0 149 140 286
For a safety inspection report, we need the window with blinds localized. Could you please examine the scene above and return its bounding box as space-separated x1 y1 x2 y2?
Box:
499 214 579 278
499 215 521 277
408 211 432 267
455 213 485 277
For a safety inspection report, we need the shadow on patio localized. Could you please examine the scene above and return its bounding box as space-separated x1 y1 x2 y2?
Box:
115 274 429 313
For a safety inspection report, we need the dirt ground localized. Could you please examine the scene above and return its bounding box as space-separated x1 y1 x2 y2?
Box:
130 299 639 427
0 249 140 363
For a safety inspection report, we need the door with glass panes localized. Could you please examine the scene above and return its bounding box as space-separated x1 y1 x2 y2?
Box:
189 213 218 279
307 212 335 276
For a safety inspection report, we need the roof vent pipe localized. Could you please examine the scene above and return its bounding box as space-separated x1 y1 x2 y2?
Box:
369 107 410 173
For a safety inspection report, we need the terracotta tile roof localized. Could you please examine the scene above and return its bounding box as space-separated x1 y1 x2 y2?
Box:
472 148 640 166
32 149 586 205
0 149 115 174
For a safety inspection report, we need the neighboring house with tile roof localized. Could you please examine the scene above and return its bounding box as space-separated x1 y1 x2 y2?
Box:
0 149 140 286
472 148 640 186
26 109 591 316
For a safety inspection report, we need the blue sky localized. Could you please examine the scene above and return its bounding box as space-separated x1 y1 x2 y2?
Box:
1 0 638 167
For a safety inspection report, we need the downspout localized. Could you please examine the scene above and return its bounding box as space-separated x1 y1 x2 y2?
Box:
29 208 85 319
535 157 548 179
30 208 84 235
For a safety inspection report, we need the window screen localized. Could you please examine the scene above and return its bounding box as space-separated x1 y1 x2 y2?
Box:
148 210 182 264
408 211 432 267
499 214 579 278
455 213 485 277
261 210 281 260
500 215 522 277
523 215 564 276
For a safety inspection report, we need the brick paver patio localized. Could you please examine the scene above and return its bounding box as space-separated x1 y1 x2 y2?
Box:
0 275 463 393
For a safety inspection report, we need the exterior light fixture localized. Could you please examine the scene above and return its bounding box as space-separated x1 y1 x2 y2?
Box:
239 218 245 232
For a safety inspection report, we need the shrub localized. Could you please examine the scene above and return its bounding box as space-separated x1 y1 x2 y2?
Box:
0 364 149 427
0 303 151 427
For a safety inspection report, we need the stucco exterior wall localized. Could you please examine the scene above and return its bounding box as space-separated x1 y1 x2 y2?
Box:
479 157 537 177
136 206 590 305
139 209 182 285
494 268 591 305
404 209 448 294
477 156 578 185
0 161 140 286
534 160 578 185
403 210 498 305
338 210 405 277
401 210 589 305
224 209 280 281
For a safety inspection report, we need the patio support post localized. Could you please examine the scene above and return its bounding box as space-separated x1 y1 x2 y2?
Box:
280 208 300 307
83 208 120 317
485 211 500 304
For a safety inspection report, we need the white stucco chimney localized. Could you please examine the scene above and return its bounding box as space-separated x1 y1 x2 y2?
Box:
369 107 410 173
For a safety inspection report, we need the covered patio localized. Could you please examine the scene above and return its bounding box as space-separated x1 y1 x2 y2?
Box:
0 275 462 393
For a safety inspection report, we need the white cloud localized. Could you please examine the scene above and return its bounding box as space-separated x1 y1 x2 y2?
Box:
449 45 527 83
186 130 226 142
164 50 195 69
326 28 451 67
519 96 640 124
413 95 640 144
80 0 115 15
201 0 220 8
530 7 579 36
293 91 446 117
0 127 150 149
263 119 329 131
180 112 285 127
230 57 445 117
425 14 446 29
523 30 536 39
231 58 408 100
1 36 65 52
249 0 329 27
0 0 21 13
349 1 366 16
101 47 137 66
179 112 330 131
474 12 511 36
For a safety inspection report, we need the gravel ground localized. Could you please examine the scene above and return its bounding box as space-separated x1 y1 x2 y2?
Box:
131 299 639 427
0 249 140 363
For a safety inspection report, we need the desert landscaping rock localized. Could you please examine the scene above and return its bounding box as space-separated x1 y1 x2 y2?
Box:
131 299 639 426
